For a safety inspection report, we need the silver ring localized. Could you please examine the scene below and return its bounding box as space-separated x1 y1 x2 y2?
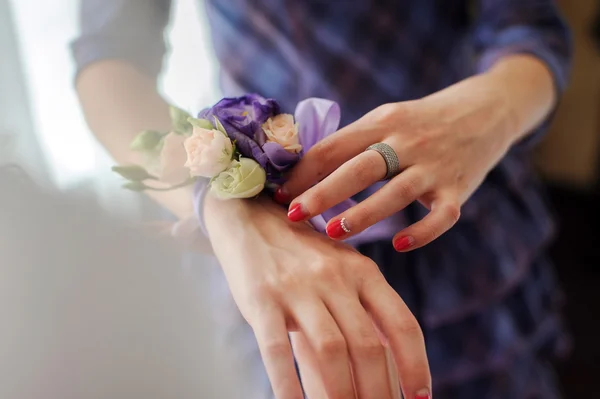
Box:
366 143 401 180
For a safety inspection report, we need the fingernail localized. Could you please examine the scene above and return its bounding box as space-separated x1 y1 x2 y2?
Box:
287 203 308 222
415 389 431 399
393 236 414 251
274 187 290 204
326 218 351 239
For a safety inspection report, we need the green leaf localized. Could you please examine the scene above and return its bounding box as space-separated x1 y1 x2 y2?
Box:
122 181 147 192
169 106 193 135
187 117 214 130
213 116 228 136
130 130 165 151
112 165 156 181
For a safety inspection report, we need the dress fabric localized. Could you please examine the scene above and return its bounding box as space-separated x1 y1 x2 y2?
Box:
71 1 573 397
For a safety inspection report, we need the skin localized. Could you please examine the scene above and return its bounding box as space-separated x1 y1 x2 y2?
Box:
282 55 557 252
77 53 555 399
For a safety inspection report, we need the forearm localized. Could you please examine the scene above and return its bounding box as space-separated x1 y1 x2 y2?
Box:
428 54 556 150
483 54 556 145
76 60 194 219
204 194 288 242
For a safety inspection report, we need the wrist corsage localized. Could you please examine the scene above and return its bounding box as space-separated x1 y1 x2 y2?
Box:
112 94 306 198
113 94 378 244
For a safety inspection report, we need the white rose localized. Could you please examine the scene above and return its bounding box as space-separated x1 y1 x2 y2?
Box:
262 114 302 153
210 158 266 200
184 126 234 178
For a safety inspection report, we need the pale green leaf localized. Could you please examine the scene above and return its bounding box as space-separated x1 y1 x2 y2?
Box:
169 106 193 135
213 116 228 136
122 181 147 192
187 117 214 130
130 130 165 151
112 165 155 181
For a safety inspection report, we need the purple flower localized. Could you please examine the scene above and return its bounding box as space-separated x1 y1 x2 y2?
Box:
198 94 299 184
199 94 280 139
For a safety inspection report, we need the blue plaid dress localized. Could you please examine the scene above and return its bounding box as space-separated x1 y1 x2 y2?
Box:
73 1 573 397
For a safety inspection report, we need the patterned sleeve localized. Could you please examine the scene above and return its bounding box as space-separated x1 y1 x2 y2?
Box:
71 0 172 80
472 0 573 148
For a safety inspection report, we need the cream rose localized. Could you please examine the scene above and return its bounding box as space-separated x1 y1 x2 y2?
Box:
262 114 302 153
210 158 266 200
184 126 234 178
157 132 191 185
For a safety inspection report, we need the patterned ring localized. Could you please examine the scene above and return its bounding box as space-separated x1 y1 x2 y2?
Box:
366 143 401 180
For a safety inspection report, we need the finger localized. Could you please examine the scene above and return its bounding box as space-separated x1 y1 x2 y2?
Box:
360 275 432 399
289 332 329 399
392 195 461 252
370 322 403 399
281 122 382 201
252 309 304 399
324 289 393 399
286 149 388 223
292 299 355 399
323 167 430 239
384 346 404 399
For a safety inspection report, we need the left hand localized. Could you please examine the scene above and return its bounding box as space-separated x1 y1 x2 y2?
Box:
279 73 519 251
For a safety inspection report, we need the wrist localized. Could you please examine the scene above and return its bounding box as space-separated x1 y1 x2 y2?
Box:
422 73 517 152
475 72 521 148
481 54 556 146
203 194 286 239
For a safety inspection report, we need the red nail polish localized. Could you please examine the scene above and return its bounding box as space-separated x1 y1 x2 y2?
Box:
326 218 350 239
393 236 414 251
287 204 308 222
415 392 430 399
274 187 290 204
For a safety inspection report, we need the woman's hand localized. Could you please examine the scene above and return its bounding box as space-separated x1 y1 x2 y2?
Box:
204 195 431 399
279 55 556 251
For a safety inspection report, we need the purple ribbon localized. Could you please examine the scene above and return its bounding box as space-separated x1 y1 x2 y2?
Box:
293 98 402 245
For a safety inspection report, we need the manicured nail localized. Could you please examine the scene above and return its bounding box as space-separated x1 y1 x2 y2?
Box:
287 203 308 222
415 389 431 399
393 236 414 251
326 218 351 239
274 187 290 204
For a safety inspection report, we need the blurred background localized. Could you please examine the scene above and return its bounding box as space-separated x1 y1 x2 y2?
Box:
1 0 599 397
1 0 220 215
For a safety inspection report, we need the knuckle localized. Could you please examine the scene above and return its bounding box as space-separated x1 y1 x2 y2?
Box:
370 103 397 123
316 333 347 357
262 338 291 358
354 258 383 285
354 154 382 184
352 333 384 359
312 140 336 177
443 202 461 224
395 317 424 338
396 178 419 200
246 283 277 307
351 206 377 231
419 226 439 246
307 188 327 211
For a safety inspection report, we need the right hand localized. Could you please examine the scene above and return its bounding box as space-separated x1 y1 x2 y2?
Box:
205 195 431 399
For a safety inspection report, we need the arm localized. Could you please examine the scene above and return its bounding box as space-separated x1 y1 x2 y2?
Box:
73 0 195 219
281 0 572 250
77 61 195 220
471 0 573 147
73 2 432 398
